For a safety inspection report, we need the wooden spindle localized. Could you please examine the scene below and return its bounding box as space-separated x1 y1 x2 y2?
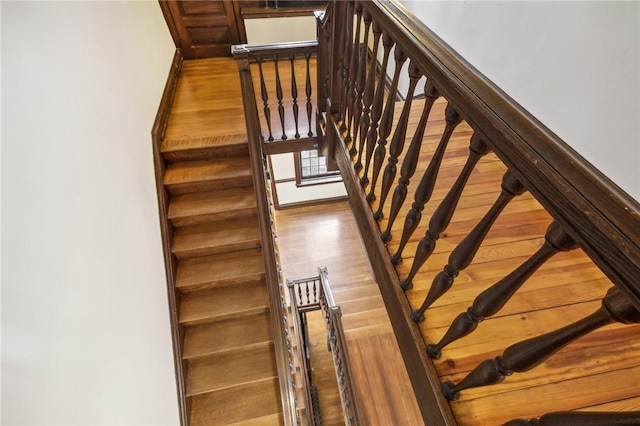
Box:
342 1 358 145
353 15 382 171
503 411 640 426
289 55 300 139
411 170 526 322
305 52 313 137
305 280 310 304
428 221 577 358
257 57 274 142
361 45 406 186
346 2 363 154
381 80 440 241
360 27 395 186
340 0 354 132
351 10 372 164
371 62 423 211
336 1 350 128
274 56 287 140
389 104 462 261
397 135 490 283
443 286 640 401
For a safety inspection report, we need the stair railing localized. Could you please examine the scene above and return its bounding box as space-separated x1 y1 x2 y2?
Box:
235 46 312 426
317 0 640 424
287 267 366 425
233 41 320 155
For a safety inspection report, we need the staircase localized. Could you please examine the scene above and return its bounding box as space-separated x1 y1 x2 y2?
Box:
156 57 284 425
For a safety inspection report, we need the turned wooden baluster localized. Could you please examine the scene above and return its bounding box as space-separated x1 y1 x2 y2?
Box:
390 104 462 262
336 1 350 129
346 2 363 153
371 63 423 211
289 55 300 139
360 30 395 186
381 80 440 238
428 221 577 358
339 1 354 138
397 134 490 282
342 1 358 145
362 45 406 186
353 15 380 171
257 57 274 142
503 411 640 426
443 286 640 400
351 10 372 163
305 52 313 137
274 56 287 140
411 170 526 322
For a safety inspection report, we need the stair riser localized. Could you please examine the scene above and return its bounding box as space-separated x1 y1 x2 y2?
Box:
170 208 257 228
163 145 249 163
176 273 266 293
167 176 254 195
174 240 262 260
179 306 270 327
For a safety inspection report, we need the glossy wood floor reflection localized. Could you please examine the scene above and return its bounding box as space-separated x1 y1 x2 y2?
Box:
274 202 425 425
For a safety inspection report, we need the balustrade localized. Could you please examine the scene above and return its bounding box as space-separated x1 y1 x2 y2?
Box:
314 0 640 424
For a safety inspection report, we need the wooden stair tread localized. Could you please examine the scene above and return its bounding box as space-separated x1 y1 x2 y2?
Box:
176 249 265 291
186 344 277 396
180 279 269 325
167 187 257 227
183 311 274 358
189 377 281 426
164 157 252 194
172 218 261 259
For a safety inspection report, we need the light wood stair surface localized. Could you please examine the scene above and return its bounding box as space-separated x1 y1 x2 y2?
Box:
164 156 253 194
167 186 257 227
172 217 261 259
160 57 284 425
175 249 266 292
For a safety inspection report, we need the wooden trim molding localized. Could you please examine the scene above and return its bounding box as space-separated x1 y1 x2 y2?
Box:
151 48 187 426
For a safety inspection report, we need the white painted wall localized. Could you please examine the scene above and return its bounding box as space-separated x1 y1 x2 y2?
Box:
2 2 179 425
245 16 317 45
397 1 640 200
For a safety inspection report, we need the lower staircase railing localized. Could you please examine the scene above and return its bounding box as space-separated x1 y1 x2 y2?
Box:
287 267 366 425
315 0 640 425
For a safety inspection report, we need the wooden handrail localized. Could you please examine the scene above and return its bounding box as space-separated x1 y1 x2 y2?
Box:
318 267 366 425
235 52 298 426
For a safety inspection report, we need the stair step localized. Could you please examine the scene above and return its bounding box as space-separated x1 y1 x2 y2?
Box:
228 413 284 425
183 311 274 359
161 134 248 163
176 249 265 292
167 187 256 227
172 218 261 259
189 377 281 426
164 157 253 195
180 279 269 326
186 344 277 396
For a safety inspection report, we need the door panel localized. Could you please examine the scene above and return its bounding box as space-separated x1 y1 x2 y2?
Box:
160 0 246 59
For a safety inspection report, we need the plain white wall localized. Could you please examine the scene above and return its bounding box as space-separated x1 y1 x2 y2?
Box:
398 1 640 200
245 16 317 45
2 1 179 425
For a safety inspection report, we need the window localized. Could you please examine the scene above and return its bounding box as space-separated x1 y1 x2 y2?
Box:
294 149 341 186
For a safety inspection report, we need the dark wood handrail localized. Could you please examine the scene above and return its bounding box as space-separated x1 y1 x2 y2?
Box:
235 52 298 426
359 0 640 309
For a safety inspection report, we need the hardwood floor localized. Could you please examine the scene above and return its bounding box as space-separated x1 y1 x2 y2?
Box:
274 202 425 425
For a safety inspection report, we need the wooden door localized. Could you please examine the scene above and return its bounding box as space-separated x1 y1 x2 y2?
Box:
160 0 246 58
